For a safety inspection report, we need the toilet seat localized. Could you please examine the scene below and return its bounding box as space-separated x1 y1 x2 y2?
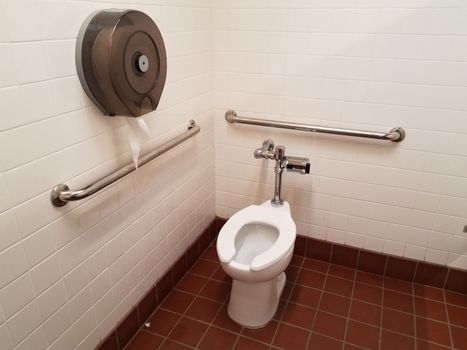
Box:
217 203 296 272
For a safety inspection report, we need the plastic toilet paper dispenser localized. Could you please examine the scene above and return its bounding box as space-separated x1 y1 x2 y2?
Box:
76 9 167 117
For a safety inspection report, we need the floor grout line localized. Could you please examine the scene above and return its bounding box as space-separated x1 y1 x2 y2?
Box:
443 288 454 349
304 259 331 349
412 282 418 350
341 268 357 350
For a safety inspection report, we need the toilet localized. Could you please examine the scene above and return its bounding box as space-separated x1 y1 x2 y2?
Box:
216 200 296 328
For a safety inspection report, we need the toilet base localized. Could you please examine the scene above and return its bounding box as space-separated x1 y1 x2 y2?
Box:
227 272 286 328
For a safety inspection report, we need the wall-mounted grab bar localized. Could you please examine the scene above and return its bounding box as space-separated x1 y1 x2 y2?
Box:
50 120 200 207
225 110 405 142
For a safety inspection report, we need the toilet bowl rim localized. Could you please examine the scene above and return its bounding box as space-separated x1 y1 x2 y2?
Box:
216 204 296 270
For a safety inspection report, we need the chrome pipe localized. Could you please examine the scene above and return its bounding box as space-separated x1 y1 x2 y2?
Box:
225 110 405 142
271 145 286 207
50 120 200 207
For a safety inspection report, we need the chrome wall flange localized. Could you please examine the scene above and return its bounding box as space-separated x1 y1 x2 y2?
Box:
50 184 70 207
390 127 406 142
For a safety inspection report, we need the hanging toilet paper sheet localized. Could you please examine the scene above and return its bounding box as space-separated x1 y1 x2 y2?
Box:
125 117 151 168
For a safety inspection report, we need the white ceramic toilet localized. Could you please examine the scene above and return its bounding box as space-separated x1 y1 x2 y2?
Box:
216 200 296 328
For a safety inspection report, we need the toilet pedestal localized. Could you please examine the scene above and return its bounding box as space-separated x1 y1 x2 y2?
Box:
228 272 286 328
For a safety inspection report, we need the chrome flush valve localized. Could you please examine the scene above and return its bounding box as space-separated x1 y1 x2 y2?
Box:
254 139 275 159
254 139 311 206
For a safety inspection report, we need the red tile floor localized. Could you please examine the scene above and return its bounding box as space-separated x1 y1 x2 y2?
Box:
124 243 467 350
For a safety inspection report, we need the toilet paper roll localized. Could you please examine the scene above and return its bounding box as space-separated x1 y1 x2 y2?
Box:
125 117 151 168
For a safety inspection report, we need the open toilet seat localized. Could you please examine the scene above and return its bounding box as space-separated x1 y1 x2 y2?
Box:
217 203 296 272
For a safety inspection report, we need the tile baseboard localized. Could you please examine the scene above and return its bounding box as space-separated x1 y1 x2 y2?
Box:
293 234 467 295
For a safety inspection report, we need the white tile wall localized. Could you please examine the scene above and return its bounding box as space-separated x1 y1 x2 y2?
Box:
2 1 467 349
212 1 467 270
0 0 214 349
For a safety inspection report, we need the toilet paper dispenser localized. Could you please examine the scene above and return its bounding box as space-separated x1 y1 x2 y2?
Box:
76 9 167 117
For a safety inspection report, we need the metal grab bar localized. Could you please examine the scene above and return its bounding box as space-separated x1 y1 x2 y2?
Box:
50 120 200 207
225 110 405 142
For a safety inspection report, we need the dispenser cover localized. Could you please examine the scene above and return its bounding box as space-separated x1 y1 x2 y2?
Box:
76 9 167 117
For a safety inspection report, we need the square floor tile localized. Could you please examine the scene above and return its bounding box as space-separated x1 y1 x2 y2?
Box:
445 291 467 308
307 332 342 350
168 317 209 347
345 320 380 349
414 297 447 322
147 309 181 336
414 284 444 302
302 258 328 273
198 326 238 350
353 282 382 305
161 290 195 314
381 329 414 350
176 273 208 294
212 267 232 284
234 336 269 350
290 285 321 308
323 276 353 297
281 302 315 329
446 304 467 328
297 269 326 289
273 323 309 350
185 297 222 323
349 300 381 326
312 311 346 339
199 280 231 303
415 317 451 347
383 289 414 313
318 292 350 317
190 259 218 277
382 308 414 336
125 330 164 350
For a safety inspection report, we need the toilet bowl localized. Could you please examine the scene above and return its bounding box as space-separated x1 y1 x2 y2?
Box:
216 200 296 328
